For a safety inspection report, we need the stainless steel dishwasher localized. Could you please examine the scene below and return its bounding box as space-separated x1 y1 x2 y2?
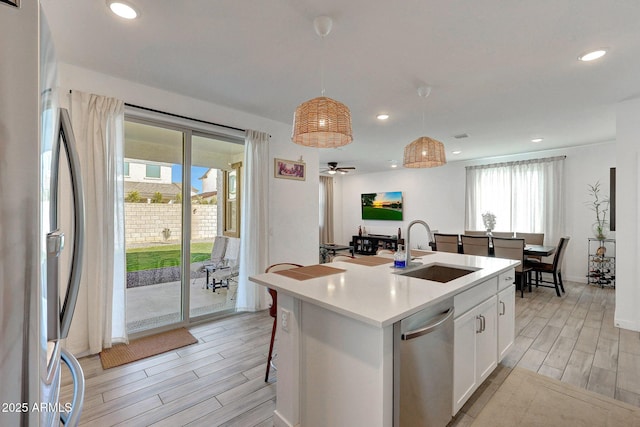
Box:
393 298 454 427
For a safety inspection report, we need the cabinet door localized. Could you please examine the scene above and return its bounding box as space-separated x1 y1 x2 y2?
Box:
497 285 515 361
475 297 498 383
453 308 479 414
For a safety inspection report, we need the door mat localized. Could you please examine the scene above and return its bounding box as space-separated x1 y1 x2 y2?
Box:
471 367 640 426
99 327 197 369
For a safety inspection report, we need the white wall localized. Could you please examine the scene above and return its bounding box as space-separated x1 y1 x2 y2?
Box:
336 142 616 286
58 63 319 267
615 97 640 331
57 64 319 352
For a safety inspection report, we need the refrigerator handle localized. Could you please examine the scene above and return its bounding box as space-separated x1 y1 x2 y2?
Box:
58 108 85 339
60 348 85 427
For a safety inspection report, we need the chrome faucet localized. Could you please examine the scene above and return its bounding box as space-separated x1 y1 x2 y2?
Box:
405 220 434 266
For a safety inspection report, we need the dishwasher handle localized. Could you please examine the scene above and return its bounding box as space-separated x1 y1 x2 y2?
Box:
401 307 454 340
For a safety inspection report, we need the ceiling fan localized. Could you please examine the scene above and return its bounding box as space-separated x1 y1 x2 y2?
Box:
321 161 356 175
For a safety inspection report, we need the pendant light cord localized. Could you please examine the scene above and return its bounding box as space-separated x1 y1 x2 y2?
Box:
320 33 326 96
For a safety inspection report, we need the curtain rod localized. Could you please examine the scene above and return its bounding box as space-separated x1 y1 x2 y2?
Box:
124 102 246 133
465 155 566 170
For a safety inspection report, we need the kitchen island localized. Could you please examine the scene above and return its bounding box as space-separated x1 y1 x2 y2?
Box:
249 251 519 427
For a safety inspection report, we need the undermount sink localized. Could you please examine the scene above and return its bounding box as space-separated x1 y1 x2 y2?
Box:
397 264 478 283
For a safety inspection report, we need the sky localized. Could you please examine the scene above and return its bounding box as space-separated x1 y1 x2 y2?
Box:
172 165 210 193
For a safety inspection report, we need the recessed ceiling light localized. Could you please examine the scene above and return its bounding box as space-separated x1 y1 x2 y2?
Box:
578 49 607 62
376 114 389 120
452 150 462 155
531 138 543 143
108 1 139 19
391 164 398 168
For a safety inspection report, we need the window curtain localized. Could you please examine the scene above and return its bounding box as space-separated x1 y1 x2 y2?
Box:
67 90 126 355
236 130 270 311
465 156 565 245
319 176 334 244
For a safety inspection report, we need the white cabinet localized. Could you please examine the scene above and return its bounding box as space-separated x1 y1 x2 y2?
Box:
497 284 515 361
453 295 497 414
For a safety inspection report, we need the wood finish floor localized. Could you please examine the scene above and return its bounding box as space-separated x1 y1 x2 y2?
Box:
62 280 640 426
452 280 640 426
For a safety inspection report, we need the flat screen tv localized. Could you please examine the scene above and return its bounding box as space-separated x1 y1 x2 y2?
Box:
361 191 403 221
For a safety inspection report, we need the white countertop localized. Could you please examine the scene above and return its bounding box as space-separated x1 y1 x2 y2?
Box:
250 252 519 328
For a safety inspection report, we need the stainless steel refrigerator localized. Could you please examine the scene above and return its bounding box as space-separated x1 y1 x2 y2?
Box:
1 2 85 425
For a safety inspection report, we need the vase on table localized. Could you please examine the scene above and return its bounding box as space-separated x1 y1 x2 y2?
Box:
592 221 609 240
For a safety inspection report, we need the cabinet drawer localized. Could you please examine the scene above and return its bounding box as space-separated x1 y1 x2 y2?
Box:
454 277 498 317
498 269 516 291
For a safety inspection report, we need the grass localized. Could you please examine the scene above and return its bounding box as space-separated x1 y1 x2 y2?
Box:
126 242 213 272
362 206 403 221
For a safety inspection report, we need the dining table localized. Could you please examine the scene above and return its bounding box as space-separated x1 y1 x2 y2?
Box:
524 244 556 257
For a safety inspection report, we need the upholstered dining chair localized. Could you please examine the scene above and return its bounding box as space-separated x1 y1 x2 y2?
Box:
264 262 303 382
491 231 515 238
461 235 490 256
464 230 487 236
433 233 459 253
492 237 531 297
515 232 545 281
526 237 570 297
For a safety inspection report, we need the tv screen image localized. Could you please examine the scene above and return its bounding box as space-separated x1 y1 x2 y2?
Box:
361 192 403 220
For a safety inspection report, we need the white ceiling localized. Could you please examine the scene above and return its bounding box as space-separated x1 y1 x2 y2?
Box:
41 0 640 174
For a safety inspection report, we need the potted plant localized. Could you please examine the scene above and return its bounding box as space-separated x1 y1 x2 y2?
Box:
587 181 610 240
482 211 496 236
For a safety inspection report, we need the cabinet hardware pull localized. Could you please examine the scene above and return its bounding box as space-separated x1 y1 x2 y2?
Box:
476 315 482 333
500 301 506 316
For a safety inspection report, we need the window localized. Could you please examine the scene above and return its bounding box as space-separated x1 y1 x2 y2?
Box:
124 161 130 176
465 156 565 244
223 162 242 238
145 164 161 179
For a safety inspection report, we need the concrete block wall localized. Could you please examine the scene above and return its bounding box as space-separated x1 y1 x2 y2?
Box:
125 203 217 244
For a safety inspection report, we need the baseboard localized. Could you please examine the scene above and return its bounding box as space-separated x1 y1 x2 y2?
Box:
614 317 640 332
273 409 297 427
564 274 588 284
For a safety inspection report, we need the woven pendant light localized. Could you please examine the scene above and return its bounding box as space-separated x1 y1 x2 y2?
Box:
403 86 446 168
292 16 353 148
292 96 352 147
403 136 446 168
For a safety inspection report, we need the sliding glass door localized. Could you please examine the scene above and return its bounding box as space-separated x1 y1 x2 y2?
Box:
123 116 244 335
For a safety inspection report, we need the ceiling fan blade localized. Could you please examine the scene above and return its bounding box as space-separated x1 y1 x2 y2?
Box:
338 167 356 170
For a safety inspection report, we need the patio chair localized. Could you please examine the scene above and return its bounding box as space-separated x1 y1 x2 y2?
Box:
201 236 228 289
208 237 240 292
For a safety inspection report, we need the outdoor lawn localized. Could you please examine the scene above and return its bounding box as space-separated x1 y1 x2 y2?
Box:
126 242 213 272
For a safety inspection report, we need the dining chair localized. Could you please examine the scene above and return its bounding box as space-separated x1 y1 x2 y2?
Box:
264 262 303 382
515 232 545 280
464 230 487 236
461 235 490 256
492 237 531 297
433 233 459 253
526 237 570 297
491 231 515 238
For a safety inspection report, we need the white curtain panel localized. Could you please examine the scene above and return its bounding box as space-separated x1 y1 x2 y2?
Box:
465 156 565 245
319 176 334 244
236 130 270 311
68 90 126 355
